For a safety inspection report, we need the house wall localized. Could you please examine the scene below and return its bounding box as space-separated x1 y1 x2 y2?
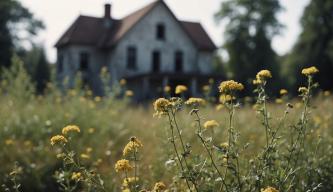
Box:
56 45 106 94
197 51 214 74
109 3 204 81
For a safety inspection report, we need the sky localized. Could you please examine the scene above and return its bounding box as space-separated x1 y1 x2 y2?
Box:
19 0 310 63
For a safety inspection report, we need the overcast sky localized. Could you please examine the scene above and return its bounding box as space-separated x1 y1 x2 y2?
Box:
19 0 310 63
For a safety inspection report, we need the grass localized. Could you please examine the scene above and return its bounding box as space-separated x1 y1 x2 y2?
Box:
1 60 333 192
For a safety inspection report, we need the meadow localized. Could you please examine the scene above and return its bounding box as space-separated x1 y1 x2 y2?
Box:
1 60 333 192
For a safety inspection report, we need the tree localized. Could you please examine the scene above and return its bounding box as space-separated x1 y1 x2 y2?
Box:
215 0 284 94
0 0 44 68
283 0 333 92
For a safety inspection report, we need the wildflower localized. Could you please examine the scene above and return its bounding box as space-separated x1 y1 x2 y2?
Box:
324 90 330 96
185 97 206 107
88 128 95 134
5 139 14 145
153 181 167 191
115 159 133 173
164 85 171 93
220 142 229 149
101 66 108 74
256 70 272 80
86 147 93 153
203 120 219 129
253 79 262 85
219 80 244 93
275 98 283 104
298 87 308 94
56 153 66 159
216 104 224 111
50 135 68 146
219 94 235 104
280 89 288 96
202 85 210 92
80 153 90 159
301 66 319 76
94 96 102 102
153 98 172 116
261 186 279 192
123 136 143 156
71 172 82 181
62 125 80 135
209 78 214 84
120 79 127 86
125 90 134 97
123 177 139 187
175 85 187 94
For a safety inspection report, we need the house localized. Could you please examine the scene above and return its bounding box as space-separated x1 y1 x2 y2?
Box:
55 0 221 100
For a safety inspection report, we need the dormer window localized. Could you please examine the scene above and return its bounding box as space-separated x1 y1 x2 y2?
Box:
156 23 165 40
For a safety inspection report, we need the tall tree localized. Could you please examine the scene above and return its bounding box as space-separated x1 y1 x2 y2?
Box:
215 0 284 94
283 0 333 91
0 0 43 68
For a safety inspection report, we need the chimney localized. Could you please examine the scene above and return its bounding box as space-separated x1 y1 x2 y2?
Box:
104 4 111 19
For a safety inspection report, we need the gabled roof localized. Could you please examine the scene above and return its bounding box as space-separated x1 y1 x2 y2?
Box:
55 0 216 51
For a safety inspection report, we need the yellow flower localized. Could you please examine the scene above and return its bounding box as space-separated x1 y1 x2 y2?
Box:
261 186 279 192
123 177 139 187
216 104 224 111
120 79 127 86
298 87 308 94
220 142 229 148
94 96 102 102
185 97 206 107
125 90 134 97
50 135 68 146
301 66 319 76
219 94 235 104
86 147 93 153
252 79 262 85
88 128 95 134
164 85 171 93
202 85 210 92
115 159 133 173
5 139 14 145
275 98 283 104
175 85 187 94
219 80 244 93
62 125 80 135
256 70 272 80
280 89 288 96
203 120 219 129
324 90 330 96
71 172 82 181
153 98 172 116
80 153 90 159
153 181 167 191
123 137 143 156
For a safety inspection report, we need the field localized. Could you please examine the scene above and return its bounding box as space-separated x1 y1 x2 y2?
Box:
1 63 333 192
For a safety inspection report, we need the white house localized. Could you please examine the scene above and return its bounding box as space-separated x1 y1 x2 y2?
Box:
55 0 220 100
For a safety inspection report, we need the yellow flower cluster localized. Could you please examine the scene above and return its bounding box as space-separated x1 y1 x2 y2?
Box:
219 80 244 93
203 120 219 129
202 85 210 92
220 142 229 148
298 87 308 94
123 177 139 188
280 89 288 96
115 159 133 173
256 70 272 80
62 125 80 135
153 181 167 191
261 186 279 192
71 172 82 181
123 137 143 156
175 85 188 94
301 66 319 76
120 79 127 86
50 135 68 146
185 97 206 107
164 85 171 93
153 98 172 116
125 90 134 97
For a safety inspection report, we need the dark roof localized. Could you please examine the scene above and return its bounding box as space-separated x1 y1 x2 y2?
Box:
55 0 216 51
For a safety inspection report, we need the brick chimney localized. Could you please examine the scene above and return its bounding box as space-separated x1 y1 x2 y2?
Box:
104 4 111 19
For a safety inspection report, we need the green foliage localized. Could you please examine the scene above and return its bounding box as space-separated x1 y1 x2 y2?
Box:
282 0 333 92
215 0 284 95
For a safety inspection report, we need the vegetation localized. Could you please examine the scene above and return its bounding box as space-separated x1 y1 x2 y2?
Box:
0 58 332 191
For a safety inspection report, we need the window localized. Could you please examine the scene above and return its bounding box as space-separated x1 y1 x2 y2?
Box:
127 46 137 70
175 51 183 72
156 24 165 40
57 54 64 73
79 52 89 71
152 51 161 72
